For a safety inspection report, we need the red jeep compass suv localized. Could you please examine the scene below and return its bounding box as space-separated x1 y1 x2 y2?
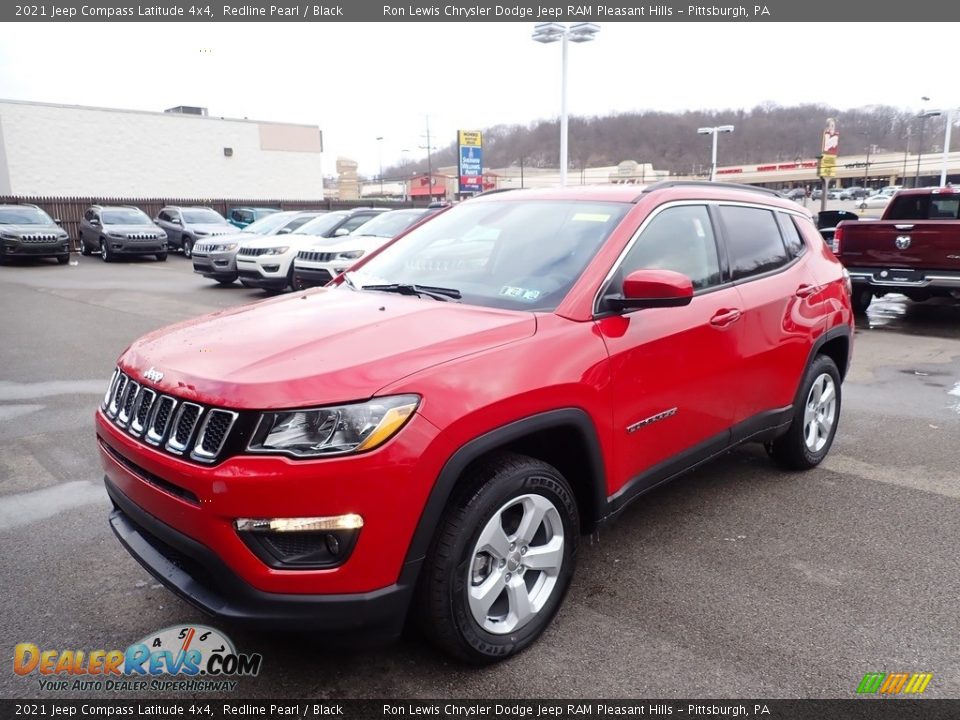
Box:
97 182 854 663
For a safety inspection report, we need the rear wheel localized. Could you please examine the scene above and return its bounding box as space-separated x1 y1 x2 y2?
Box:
769 354 841 470
417 453 579 664
851 284 872 315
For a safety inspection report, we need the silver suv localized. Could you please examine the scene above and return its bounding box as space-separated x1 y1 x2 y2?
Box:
0 204 70 265
192 210 324 285
155 206 234 258
78 205 167 262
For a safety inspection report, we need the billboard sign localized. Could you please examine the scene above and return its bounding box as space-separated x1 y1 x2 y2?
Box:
458 130 483 193
820 117 839 178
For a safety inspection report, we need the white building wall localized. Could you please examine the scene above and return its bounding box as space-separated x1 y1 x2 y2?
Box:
0 100 324 200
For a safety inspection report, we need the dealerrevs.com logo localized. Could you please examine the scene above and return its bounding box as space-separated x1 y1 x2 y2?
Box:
14 625 262 692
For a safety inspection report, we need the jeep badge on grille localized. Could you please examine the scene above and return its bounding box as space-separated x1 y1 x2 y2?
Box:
143 367 164 383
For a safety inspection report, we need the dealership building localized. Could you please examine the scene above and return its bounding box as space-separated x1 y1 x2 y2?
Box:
0 99 325 200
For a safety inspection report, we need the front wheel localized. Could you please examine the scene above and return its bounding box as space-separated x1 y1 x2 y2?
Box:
182 237 193 258
155 253 167 262
769 354 842 470
99 239 114 263
56 254 69 265
417 453 579 664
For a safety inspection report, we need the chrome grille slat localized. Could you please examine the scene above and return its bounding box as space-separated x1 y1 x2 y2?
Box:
129 388 156 437
191 410 239 461
165 402 203 455
145 396 176 446
107 373 128 417
297 251 335 263
116 381 140 427
238 247 272 257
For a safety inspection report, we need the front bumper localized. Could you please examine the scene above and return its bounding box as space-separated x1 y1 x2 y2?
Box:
193 251 238 280
1 240 69 257
847 267 960 291
106 478 415 637
292 265 335 290
103 238 166 255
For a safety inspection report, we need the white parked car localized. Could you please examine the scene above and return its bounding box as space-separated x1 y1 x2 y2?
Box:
859 194 892 210
235 208 387 291
291 209 431 290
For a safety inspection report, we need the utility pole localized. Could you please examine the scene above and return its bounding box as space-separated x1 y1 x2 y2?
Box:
419 117 435 203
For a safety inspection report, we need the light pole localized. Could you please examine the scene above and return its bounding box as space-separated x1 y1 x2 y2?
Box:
916 97 938 187
697 125 735 181
532 22 600 187
939 108 954 187
860 131 872 190
376 136 384 196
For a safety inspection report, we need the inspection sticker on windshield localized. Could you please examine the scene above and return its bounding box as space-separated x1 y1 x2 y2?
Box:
572 213 611 222
499 286 541 301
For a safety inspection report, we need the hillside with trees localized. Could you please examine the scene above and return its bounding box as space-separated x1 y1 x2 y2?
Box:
384 104 944 179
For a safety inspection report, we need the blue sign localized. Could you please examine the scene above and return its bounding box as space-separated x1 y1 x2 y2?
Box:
458 144 483 193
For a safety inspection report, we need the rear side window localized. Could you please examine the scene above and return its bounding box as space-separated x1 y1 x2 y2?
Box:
616 205 721 291
719 206 789 281
887 194 960 220
777 213 806 259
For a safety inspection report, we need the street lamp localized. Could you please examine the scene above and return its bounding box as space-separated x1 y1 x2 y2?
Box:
915 97 937 187
376 136 384 196
532 22 600 187
697 125 735 181
939 108 955 187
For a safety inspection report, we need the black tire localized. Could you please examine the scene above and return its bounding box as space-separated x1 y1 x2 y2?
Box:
769 354 842 470
56 254 69 265
99 239 114 263
155 253 167 262
79 237 91 256
182 237 193 258
416 452 579 664
851 284 872 315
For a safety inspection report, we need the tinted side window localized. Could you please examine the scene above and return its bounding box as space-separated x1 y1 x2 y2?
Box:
719 206 789 281
158 210 171 222
342 214 376 233
617 205 721 291
84 209 94 222
284 215 314 232
777 213 806 259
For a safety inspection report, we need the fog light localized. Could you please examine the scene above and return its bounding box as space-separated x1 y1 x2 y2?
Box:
263 264 280 272
235 514 363 532
235 515 362 568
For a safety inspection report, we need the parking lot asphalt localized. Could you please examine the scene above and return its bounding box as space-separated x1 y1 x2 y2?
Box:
1 253 959 700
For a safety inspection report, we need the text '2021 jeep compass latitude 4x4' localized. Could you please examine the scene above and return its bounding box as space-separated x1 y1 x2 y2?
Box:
97 183 853 663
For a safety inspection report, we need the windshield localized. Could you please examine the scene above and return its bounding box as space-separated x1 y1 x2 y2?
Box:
350 199 629 312
0 206 55 225
102 208 152 225
182 209 227 224
351 210 427 238
293 212 347 236
243 212 304 235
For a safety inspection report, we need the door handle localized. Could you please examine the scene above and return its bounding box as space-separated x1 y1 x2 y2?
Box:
710 309 742 327
795 284 820 298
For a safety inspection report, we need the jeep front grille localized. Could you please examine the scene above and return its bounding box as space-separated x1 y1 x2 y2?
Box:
125 233 162 241
297 250 335 263
237 247 272 257
101 370 238 464
21 234 61 243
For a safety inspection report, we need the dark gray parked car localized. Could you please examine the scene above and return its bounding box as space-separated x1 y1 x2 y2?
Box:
192 210 325 285
154 206 235 258
78 206 167 262
0 204 70 265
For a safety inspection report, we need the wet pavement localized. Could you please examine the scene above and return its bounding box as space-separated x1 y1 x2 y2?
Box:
1 255 959 700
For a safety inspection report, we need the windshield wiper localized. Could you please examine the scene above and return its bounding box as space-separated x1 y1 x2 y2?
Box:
361 282 461 302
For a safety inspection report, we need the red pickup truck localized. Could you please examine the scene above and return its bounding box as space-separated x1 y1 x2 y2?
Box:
835 187 960 313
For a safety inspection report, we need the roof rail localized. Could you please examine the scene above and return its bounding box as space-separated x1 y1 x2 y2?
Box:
642 180 784 198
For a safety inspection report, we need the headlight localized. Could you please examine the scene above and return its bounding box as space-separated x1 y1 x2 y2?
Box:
1 232 18 240
336 250 364 260
195 230 209 236
247 395 419 457
219 243 238 252
261 246 290 256
106 231 125 238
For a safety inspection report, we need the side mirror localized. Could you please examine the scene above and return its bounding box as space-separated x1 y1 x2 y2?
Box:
607 269 694 311
91 218 101 227
171 218 182 225
276 227 292 234
334 227 351 237
54 218 62 226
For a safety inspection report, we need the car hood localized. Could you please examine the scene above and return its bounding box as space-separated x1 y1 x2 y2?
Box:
0 223 65 236
189 223 235 235
314 235 392 254
104 224 165 235
119 288 536 409
239 234 323 250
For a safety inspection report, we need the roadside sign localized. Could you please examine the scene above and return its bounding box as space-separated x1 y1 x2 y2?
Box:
458 130 483 193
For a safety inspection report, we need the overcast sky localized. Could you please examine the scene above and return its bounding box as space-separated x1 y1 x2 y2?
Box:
0 22 954 177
